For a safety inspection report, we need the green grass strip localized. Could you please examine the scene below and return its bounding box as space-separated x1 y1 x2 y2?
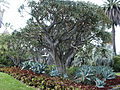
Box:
0 72 36 90
115 73 120 76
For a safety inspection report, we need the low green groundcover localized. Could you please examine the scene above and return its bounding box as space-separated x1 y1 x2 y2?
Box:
0 72 36 90
115 73 120 76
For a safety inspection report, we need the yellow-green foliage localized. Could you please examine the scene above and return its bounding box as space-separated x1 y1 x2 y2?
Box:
113 55 120 72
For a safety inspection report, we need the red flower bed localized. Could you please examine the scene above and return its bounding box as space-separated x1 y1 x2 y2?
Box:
105 76 120 85
0 67 120 90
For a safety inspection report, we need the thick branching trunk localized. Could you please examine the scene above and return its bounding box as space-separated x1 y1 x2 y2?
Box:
65 53 74 68
112 23 116 55
53 48 66 75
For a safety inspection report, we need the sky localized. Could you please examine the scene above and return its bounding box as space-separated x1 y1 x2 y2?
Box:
0 0 30 32
0 0 120 54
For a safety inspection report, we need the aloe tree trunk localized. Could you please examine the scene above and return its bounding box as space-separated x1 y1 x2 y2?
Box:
112 23 116 55
53 47 66 75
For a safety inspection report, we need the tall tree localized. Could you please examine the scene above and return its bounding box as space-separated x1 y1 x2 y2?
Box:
104 0 120 55
0 6 5 28
0 0 9 28
0 33 13 66
6 31 30 66
20 0 110 74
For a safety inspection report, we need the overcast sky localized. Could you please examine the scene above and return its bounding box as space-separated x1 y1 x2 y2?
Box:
0 0 120 54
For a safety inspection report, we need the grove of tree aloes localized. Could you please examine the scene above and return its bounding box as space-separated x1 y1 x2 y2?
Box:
19 0 111 74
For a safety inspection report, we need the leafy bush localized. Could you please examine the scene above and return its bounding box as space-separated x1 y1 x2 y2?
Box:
0 64 6 68
113 55 120 72
66 66 79 79
0 55 13 66
74 65 115 88
46 65 56 73
73 44 113 67
22 61 47 74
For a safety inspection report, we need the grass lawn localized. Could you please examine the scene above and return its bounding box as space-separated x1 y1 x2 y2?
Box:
115 73 120 76
0 72 36 90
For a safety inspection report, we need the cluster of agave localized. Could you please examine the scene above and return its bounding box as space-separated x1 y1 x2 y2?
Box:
74 65 115 88
22 61 115 88
22 61 47 74
22 61 68 78
21 61 115 88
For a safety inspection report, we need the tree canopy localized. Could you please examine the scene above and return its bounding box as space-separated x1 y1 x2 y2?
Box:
17 0 111 74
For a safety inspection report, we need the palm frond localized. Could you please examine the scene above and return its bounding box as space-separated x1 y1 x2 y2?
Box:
104 0 120 26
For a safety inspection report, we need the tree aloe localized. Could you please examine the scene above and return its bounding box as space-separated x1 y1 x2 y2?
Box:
19 0 111 74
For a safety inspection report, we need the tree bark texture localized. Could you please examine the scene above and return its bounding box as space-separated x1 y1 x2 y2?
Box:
53 47 66 75
112 23 116 55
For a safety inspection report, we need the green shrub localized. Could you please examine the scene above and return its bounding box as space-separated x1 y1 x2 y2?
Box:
113 55 120 72
0 64 6 68
46 65 56 73
0 56 13 66
66 66 79 78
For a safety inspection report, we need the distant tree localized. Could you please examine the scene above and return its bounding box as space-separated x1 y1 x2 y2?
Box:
20 27 44 63
0 6 5 28
6 31 30 66
104 0 120 55
0 33 13 66
20 0 111 74
0 0 9 28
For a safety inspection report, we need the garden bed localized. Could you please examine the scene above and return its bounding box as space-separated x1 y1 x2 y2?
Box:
0 67 120 90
